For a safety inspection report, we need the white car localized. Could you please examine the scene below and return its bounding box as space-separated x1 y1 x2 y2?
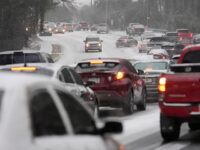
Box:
0 72 122 150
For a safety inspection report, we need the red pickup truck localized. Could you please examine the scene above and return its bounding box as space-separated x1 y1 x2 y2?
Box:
176 29 193 40
158 45 200 141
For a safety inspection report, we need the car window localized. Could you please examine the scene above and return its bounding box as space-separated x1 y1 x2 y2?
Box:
0 54 12 65
69 69 84 85
182 51 200 63
75 62 120 72
86 38 100 42
30 89 67 137
134 62 167 70
125 61 137 73
56 90 96 134
13 53 44 64
61 68 74 83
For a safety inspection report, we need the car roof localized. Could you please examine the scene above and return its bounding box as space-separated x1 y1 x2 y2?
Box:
134 59 170 64
77 58 126 64
0 72 52 90
0 50 46 54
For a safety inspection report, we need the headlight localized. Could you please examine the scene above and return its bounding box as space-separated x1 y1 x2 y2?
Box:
86 43 90 48
98 43 102 47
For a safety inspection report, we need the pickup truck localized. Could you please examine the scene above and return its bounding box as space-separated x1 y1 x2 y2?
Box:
176 29 193 40
158 45 200 141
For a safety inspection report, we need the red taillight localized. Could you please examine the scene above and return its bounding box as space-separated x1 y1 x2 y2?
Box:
180 37 183 41
88 24 90 27
116 72 124 80
158 77 166 92
162 56 166 59
178 33 181 36
123 40 128 43
72 25 74 29
138 44 142 48
190 33 193 38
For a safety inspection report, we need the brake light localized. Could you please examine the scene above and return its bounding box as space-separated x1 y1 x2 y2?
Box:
178 33 181 36
138 44 142 48
116 72 124 80
90 61 103 64
158 77 166 92
190 33 193 38
180 37 183 41
123 40 128 43
11 67 37 71
162 56 166 59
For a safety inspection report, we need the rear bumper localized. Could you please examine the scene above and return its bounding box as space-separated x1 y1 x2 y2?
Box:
159 101 200 122
95 90 129 108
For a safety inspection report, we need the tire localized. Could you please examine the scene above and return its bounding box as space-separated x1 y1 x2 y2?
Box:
160 113 181 141
123 91 134 115
136 90 147 111
188 123 200 130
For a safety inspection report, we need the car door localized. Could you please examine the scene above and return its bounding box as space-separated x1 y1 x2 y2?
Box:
59 68 81 97
55 89 107 150
69 68 89 101
29 88 72 150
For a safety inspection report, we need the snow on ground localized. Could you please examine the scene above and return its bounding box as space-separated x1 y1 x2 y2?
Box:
39 30 153 66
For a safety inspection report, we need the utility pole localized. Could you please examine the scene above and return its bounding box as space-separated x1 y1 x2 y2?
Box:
91 0 93 8
105 0 108 24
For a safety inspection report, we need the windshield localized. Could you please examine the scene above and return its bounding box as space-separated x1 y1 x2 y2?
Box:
86 38 100 42
182 51 200 63
75 62 119 72
134 62 167 70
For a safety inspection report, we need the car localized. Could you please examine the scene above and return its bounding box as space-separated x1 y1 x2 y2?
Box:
53 26 65 34
126 23 141 35
84 35 103 52
148 48 169 59
0 63 100 116
138 36 169 53
97 23 109 34
116 36 138 48
0 50 54 66
0 72 123 150
63 23 74 32
192 34 200 44
90 24 98 31
133 60 172 101
75 58 147 114
79 22 90 31
176 28 193 40
129 24 145 36
171 54 180 63
164 32 179 43
39 28 52 36
161 43 176 58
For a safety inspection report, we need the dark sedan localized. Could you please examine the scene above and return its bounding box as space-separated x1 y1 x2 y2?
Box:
75 58 147 114
116 36 138 48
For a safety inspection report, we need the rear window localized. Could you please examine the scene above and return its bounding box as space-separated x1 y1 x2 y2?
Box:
134 62 167 70
166 33 178 36
177 29 189 33
150 37 167 42
182 51 200 63
0 53 45 65
75 62 119 72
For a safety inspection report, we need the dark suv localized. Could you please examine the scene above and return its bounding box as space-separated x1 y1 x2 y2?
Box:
0 50 54 66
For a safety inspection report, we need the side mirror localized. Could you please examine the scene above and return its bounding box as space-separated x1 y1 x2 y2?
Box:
85 81 96 87
99 121 123 134
137 69 144 75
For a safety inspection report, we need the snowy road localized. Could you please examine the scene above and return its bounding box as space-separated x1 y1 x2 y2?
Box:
39 31 200 150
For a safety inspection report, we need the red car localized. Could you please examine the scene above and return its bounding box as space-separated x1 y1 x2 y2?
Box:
176 29 193 40
75 58 147 114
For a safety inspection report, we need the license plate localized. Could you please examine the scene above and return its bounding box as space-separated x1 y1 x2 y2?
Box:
143 78 152 83
88 78 100 83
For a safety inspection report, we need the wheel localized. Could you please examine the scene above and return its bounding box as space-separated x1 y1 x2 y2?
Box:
136 89 147 111
188 123 200 130
123 91 134 115
160 113 181 141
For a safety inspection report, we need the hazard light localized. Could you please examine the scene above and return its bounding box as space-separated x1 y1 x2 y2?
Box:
116 72 124 80
90 61 103 64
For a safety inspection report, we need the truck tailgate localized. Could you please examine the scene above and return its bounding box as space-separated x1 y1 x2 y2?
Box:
164 73 200 103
